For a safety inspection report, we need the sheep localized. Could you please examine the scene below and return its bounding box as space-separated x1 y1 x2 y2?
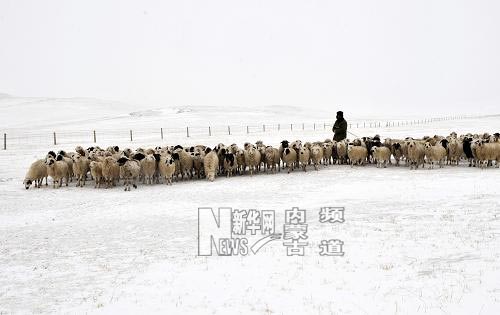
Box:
101 156 121 188
224 153 237 177
322 142 333 165
298 147 310 172
347 144 368 167
24 159 48 189
336 140 348 165
447 137 463 165
236 149 246 175
159 154 176 185
424 140 449 169
244 145 261 176
89 160 103 188
203 148 219 181
192 152 205 179
117 156 141 191
310 144 324 170
371 146 391 168
264 146 280 174
279 140 290 168
45 155 70 188
72 152 90 187
475 140 500 169
391 142 404 166
281 147 297 173
407 140 425 170
174 149 194 180
141 154 157 184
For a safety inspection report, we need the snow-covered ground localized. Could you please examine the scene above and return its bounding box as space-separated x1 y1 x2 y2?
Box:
0 96 499 314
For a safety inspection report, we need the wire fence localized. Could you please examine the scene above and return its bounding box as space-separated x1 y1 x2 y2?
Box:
1 114 496 150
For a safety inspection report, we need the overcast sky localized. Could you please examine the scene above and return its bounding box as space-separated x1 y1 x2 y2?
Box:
0 0 499 114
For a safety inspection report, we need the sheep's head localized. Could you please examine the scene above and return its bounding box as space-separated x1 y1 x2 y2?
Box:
371 147 377 154
408 140 416 148
45 156 56 166
116 156 129 166
440 139 449 149
280 140 289 148
392 142 401 150
310 146 318 154
424 143 432 149
72 153 83 163
23 179 32 190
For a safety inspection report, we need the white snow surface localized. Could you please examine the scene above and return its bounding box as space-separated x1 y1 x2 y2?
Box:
0 97 499 314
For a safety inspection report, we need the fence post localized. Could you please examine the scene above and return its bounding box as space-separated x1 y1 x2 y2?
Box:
364 122 365 128
324 123 326 130
161 128 164 140
3 133 5 150
130 130 133 141
186 127 190 137
208 126 211 136
313 123 316 130
302 123 304 130
291 123 293 131
246 126 248 134
228 126 231 135
263 124 265 132
53 132 57 145
278 123 280 131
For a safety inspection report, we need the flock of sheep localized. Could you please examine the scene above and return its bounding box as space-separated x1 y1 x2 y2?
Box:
23 131 500 191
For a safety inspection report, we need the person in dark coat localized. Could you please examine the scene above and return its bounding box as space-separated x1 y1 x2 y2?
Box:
332 111 347 141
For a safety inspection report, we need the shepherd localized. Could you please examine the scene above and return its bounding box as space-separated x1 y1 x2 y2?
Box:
332 111 347 141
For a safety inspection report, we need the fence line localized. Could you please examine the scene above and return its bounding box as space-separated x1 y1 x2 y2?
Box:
1 114 498 150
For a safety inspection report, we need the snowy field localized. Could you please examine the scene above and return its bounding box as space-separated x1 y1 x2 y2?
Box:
0 96 499 314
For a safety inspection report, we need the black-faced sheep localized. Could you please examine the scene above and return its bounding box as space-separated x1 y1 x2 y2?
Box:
159 154 176 185
45 155 70 188
24 159 48 189
117 156 141 191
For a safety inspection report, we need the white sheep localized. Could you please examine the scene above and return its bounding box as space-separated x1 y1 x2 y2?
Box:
244 145 261 176
424 142 447 169
407 140 425 170
475 141 500 169
72 152 90 187
322 142 333 165
264 146 280 174
117 156 141 191
140 154 157 184
174 149 194 180
45 155 70 188
347 145 368 167
24 159 48 189
203 148 219 181
101 156 121 188
236 149 246 175
298 147 310 172
336 140 348 165
89 160 103 188
371 146 391 168
447 137 463 165
310 144 324 170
